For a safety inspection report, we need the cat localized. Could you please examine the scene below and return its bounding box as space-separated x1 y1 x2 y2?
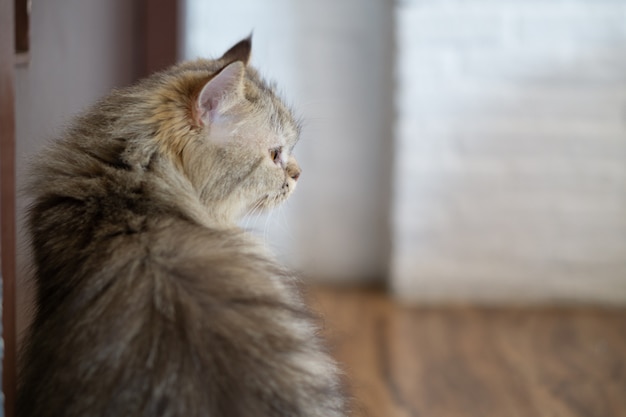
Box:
18 37 347 417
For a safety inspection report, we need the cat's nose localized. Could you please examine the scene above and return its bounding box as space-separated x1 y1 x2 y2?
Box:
287 164 301 181
290 167 301 181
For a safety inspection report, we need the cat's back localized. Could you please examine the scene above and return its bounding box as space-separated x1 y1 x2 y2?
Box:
21 208 323 417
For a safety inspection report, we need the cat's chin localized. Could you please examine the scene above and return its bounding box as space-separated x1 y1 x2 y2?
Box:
248 191 291 213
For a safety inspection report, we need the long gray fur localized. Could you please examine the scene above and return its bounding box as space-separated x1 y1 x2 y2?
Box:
18 38 347 417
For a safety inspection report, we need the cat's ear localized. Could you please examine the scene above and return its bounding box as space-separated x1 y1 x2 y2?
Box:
196 61 245 126
220 36 252 65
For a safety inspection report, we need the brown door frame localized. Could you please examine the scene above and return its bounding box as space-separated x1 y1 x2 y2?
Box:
140 0 180 77
0 0 17 415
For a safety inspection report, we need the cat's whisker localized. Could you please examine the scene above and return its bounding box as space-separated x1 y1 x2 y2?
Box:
278 203 296 243
242 204 258 231
242 197 266 232
263 209 274 244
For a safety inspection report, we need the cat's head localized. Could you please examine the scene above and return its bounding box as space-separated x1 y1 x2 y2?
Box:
152 37 302 224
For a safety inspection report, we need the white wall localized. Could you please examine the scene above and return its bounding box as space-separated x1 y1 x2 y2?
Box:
15 0 139 340
392 0 626 303
184 0 394 283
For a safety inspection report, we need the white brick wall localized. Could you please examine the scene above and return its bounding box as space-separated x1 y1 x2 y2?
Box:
392 0 626 303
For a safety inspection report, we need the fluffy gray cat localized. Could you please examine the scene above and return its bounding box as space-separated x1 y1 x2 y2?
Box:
18 37 347 417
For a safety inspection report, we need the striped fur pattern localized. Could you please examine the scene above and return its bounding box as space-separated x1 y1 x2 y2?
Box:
18 38 347 417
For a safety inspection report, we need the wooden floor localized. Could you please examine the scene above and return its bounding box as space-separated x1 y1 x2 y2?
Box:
308 287 626 417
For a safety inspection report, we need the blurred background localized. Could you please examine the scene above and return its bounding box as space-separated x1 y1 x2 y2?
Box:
10 0 626 309
184 0 626 305
2 0 626 416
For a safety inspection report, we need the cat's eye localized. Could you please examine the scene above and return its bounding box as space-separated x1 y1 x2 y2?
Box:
269 147 282 164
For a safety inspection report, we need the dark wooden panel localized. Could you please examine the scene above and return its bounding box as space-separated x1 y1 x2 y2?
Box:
309 287 626 417
0 0 17 416
14 0 29 54
139 0 179 77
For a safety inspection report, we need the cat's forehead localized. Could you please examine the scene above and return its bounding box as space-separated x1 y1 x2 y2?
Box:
244 70 301 146
268 100 300 145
